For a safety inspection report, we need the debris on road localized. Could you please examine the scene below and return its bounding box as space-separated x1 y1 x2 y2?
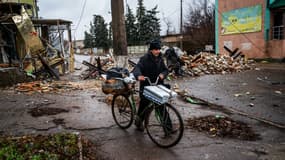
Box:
14 80 101 94
15 81 79 94
248 103 255 107
234 93 243 97
187 115 260 141
173 84 208 105
184 96 208 105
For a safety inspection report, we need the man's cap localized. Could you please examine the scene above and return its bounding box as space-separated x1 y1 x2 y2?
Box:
149 40 161 50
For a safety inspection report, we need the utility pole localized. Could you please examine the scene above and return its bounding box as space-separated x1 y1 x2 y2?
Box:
180 0 183 50
111 0 128 67
34 0 39 18
125 0 128 13
204 0 207 16
111 0 127 56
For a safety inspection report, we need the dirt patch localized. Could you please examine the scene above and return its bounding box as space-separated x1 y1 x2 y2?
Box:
29 107 69 117
52 118 65 125
0 133 101 160
187 115 260 141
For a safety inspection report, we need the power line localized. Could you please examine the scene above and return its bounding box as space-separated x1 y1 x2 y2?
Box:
164 8 179 19
180 0 183 49
74 0 88 36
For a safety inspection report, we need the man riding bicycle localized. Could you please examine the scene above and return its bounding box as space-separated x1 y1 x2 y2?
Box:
133 40 171 131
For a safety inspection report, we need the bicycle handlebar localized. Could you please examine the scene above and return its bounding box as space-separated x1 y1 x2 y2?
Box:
144 76 159 86
113 75 160 86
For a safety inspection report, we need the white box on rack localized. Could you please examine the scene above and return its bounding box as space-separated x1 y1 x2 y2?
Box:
143 85 177 104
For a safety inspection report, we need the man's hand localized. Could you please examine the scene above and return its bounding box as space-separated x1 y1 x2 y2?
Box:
138 76 145 81
159 74 164 80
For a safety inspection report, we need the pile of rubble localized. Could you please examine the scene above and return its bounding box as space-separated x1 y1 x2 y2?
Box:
181 52 254 76
81 52 255 79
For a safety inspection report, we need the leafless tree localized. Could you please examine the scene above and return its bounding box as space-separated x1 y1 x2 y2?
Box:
183 1 215 53
162 13 175 35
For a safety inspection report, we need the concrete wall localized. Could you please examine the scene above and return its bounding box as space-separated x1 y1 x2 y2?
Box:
218 0 267 58
78 45 148 56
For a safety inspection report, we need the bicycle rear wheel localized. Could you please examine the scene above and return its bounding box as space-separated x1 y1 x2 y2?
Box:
112 94 134 129
145 103 184 148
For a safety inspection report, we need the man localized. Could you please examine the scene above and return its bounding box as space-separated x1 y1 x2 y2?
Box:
133 40 169 131
165 47 185 76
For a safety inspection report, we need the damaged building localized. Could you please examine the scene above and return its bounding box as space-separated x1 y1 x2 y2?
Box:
0 0 74 86
215 0 285 59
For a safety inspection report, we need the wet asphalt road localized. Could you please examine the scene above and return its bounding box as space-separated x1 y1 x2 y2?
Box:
0 62 284 160
178 63 285 127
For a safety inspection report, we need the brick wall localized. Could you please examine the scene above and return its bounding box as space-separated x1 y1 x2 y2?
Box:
217 0 282 58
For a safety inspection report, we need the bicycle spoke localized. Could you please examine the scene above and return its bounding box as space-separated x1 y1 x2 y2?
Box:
145 103 184 148
118 111 131 119
112 94 134 129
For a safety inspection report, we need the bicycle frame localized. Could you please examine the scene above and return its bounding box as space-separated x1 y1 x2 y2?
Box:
114 75 175 126
128 92 137 115
127 89 153 120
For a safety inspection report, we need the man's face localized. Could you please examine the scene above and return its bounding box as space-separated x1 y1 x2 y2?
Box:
151 49 160 57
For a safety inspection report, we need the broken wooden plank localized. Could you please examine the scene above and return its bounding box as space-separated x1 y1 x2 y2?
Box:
38 54 60 80
128 59 136 67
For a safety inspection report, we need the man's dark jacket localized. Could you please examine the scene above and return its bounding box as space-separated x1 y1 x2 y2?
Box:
133 52 169 91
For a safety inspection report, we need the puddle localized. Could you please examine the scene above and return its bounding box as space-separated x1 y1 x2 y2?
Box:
29 107 69 117
71 106 81 109
52 118 65 125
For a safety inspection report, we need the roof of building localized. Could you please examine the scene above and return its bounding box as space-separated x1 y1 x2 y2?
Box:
31 19 72 25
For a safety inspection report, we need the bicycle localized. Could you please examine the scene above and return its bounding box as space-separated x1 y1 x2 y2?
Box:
111 75 184 148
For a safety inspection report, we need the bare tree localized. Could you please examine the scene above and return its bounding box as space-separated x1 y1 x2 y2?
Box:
162 13 175 35
183 1 215 53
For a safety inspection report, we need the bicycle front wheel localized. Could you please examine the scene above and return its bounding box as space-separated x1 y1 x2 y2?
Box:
112 94 134 129
145 103 184 148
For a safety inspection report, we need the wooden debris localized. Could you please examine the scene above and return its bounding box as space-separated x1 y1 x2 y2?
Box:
183 52 254 76
14 80 101 94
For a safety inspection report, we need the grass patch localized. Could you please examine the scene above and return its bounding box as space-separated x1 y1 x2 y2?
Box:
0 133 98 160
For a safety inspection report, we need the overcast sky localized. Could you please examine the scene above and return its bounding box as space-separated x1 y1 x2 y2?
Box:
38 0 213 40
